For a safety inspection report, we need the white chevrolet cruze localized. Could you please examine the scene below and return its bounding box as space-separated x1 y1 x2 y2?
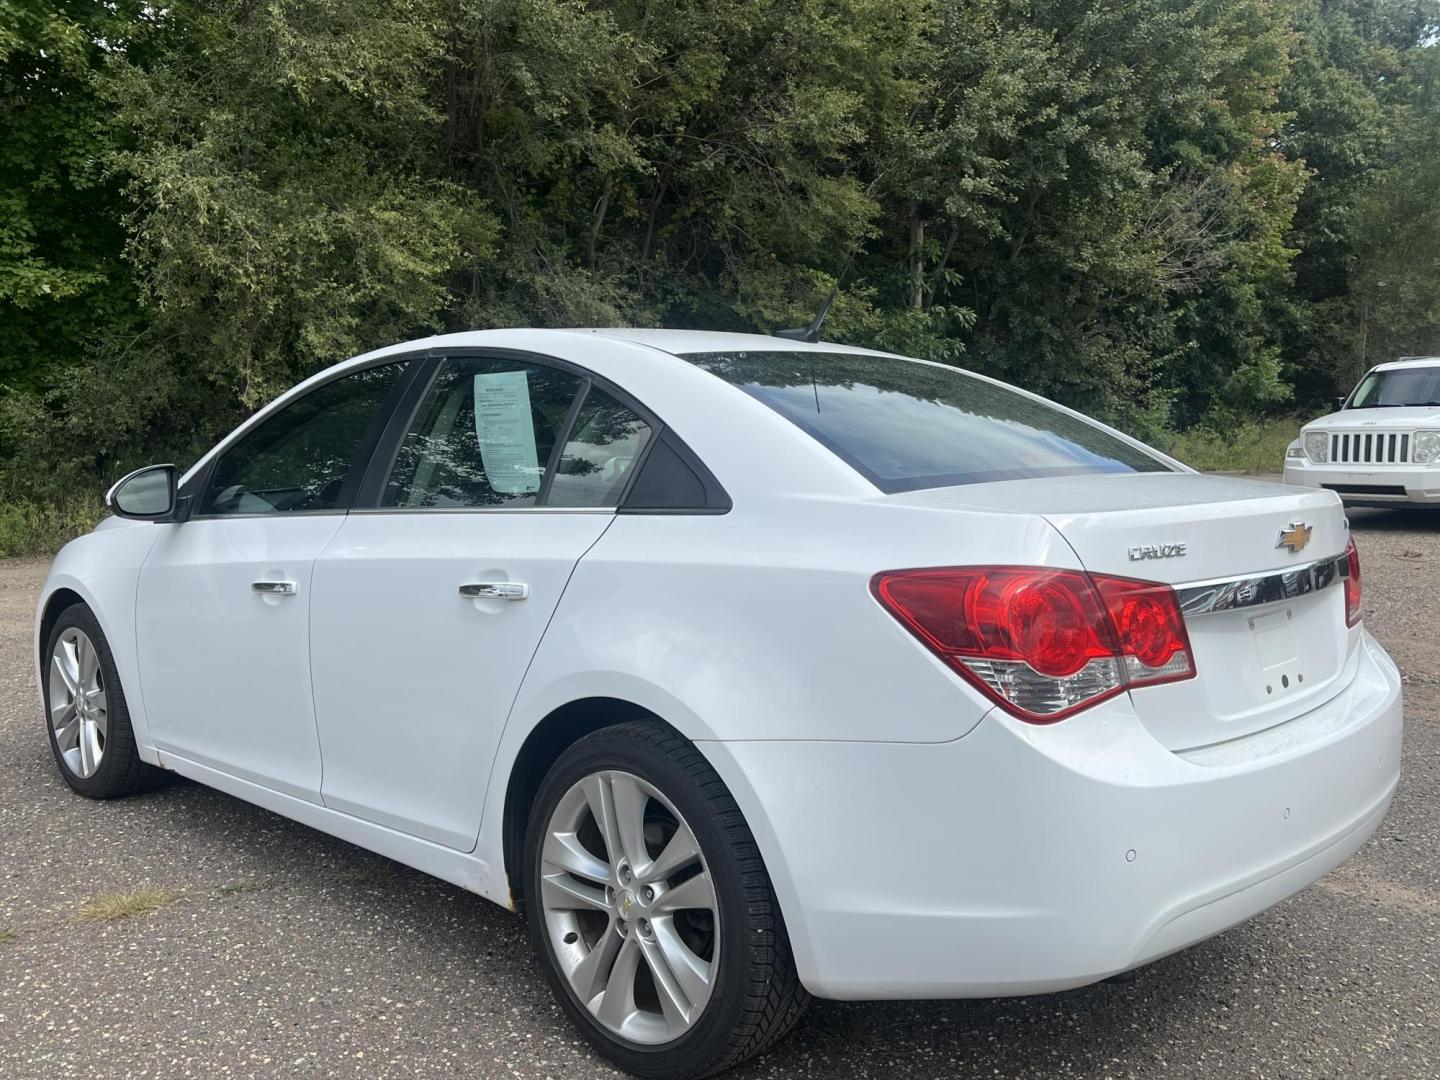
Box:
38 329 1401 1077
1284 355 1440 506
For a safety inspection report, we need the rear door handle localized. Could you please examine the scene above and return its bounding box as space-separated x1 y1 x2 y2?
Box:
252 580 298 596
459 582 529 601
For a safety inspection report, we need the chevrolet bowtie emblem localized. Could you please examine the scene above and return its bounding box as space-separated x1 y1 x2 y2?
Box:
1276 522 1313 554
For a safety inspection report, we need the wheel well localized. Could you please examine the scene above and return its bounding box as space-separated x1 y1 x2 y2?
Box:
502 696 660 909
37 588 85 667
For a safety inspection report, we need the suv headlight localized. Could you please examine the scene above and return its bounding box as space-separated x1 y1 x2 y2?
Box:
1303 430 1329 463
1412 430 1440 464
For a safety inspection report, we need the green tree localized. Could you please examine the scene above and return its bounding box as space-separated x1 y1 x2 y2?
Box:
2 0 1438 517
1278 0 1440 404
0 1 145 393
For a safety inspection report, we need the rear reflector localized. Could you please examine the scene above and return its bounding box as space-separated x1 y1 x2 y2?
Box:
872 566 1196 723
1344 538 1362 627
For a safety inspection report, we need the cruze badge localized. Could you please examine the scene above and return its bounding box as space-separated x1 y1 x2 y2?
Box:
1128 542 1187 561
1276 522 1313 554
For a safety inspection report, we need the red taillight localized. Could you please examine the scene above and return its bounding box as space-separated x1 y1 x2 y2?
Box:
1344 538 1362 627
872 566 1196 723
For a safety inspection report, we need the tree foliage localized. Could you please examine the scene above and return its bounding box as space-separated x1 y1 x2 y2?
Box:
0 0 1437 498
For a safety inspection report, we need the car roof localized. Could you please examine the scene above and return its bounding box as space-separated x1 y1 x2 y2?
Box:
185 327 902 495
351 327 893 367
1375 355 1440 371
568 328 887 357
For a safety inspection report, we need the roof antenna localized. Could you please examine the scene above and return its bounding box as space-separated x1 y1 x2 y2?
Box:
773 251 856 343
773 287 837 342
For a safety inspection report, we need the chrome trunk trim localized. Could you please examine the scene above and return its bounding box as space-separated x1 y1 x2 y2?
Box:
1174 552 1350 617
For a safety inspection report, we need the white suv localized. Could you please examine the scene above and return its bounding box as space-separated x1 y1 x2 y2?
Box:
1285 355 1440 507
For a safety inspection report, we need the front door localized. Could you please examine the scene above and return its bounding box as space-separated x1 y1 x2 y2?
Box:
309 355 654 848
137 360 412 801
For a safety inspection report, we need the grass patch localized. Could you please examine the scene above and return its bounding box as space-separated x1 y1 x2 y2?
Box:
1157 418 1301 474
0 927 14 946
345 859 400 887
0 497 106 558
218 879 273 896
75 886 173 923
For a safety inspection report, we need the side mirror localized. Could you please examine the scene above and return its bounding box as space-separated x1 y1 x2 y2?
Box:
105 464 178 521
1335 397 1348 411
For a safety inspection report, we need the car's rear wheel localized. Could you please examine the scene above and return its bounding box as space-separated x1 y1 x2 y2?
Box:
524 720 807 1078
43 603 167 798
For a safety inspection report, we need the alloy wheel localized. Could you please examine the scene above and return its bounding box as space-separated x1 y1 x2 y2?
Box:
49 627 108 779
538 769 718 1045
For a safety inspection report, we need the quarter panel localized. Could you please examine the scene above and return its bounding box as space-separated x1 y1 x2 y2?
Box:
35 520 165 758
473 494 1072 905
503 496 1076 747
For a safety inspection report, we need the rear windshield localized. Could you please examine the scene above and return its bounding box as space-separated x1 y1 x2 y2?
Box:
684 351 1169 493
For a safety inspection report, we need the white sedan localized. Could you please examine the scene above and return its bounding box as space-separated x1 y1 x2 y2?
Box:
37 329 1401 1077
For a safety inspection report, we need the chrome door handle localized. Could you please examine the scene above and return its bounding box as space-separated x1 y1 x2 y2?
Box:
252 580 298 596
459 582 529 601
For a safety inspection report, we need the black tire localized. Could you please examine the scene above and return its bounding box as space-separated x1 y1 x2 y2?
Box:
524 720 808 1078
42 602 168 799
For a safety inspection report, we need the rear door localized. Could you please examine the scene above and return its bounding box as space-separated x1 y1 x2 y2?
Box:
309 354 654 849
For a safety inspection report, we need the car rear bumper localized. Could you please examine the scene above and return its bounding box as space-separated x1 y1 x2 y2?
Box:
1283 461 1440 503
705 630 1402 1000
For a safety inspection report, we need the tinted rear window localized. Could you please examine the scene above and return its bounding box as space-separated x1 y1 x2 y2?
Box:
684 351 1169 493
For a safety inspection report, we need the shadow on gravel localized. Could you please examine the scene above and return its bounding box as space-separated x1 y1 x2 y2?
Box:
742 952 1227 1079
1347 507 1440 533
100 766 1236 1080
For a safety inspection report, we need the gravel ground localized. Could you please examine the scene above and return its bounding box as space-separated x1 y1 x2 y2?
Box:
1 504 1438 1079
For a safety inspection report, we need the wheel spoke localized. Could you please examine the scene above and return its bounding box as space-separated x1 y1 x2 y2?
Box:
594 934 641 1031
653 870 716 914
91 691 109 739
52 650 78 698
78 719 98 777
53 710 80 752
637 933 693 1031
608 773 651 872
652 917 714 1009
568 922 623 1003
581 775 624 869
543 830 612 886
76 634 99 689
644 824 700 884
50 696 74 727
540 872 612 914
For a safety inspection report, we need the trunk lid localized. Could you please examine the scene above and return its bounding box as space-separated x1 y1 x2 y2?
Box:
888 474 1355 750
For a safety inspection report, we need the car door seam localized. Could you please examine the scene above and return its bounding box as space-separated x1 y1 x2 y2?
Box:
125 524 168 754
307 514 353 807
468 514 621 855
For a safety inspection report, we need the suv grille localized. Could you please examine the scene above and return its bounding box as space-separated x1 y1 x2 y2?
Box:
1331 432 1409 464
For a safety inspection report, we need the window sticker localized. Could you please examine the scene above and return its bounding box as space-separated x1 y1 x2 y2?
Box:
473 370 542 495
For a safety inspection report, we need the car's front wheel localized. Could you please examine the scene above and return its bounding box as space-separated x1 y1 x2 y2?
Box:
43 602 167 798
525 720 807 1078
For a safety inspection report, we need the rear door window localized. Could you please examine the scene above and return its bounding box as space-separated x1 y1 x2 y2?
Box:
684 351 1169 493
548 388 652 507
383 358 584 508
